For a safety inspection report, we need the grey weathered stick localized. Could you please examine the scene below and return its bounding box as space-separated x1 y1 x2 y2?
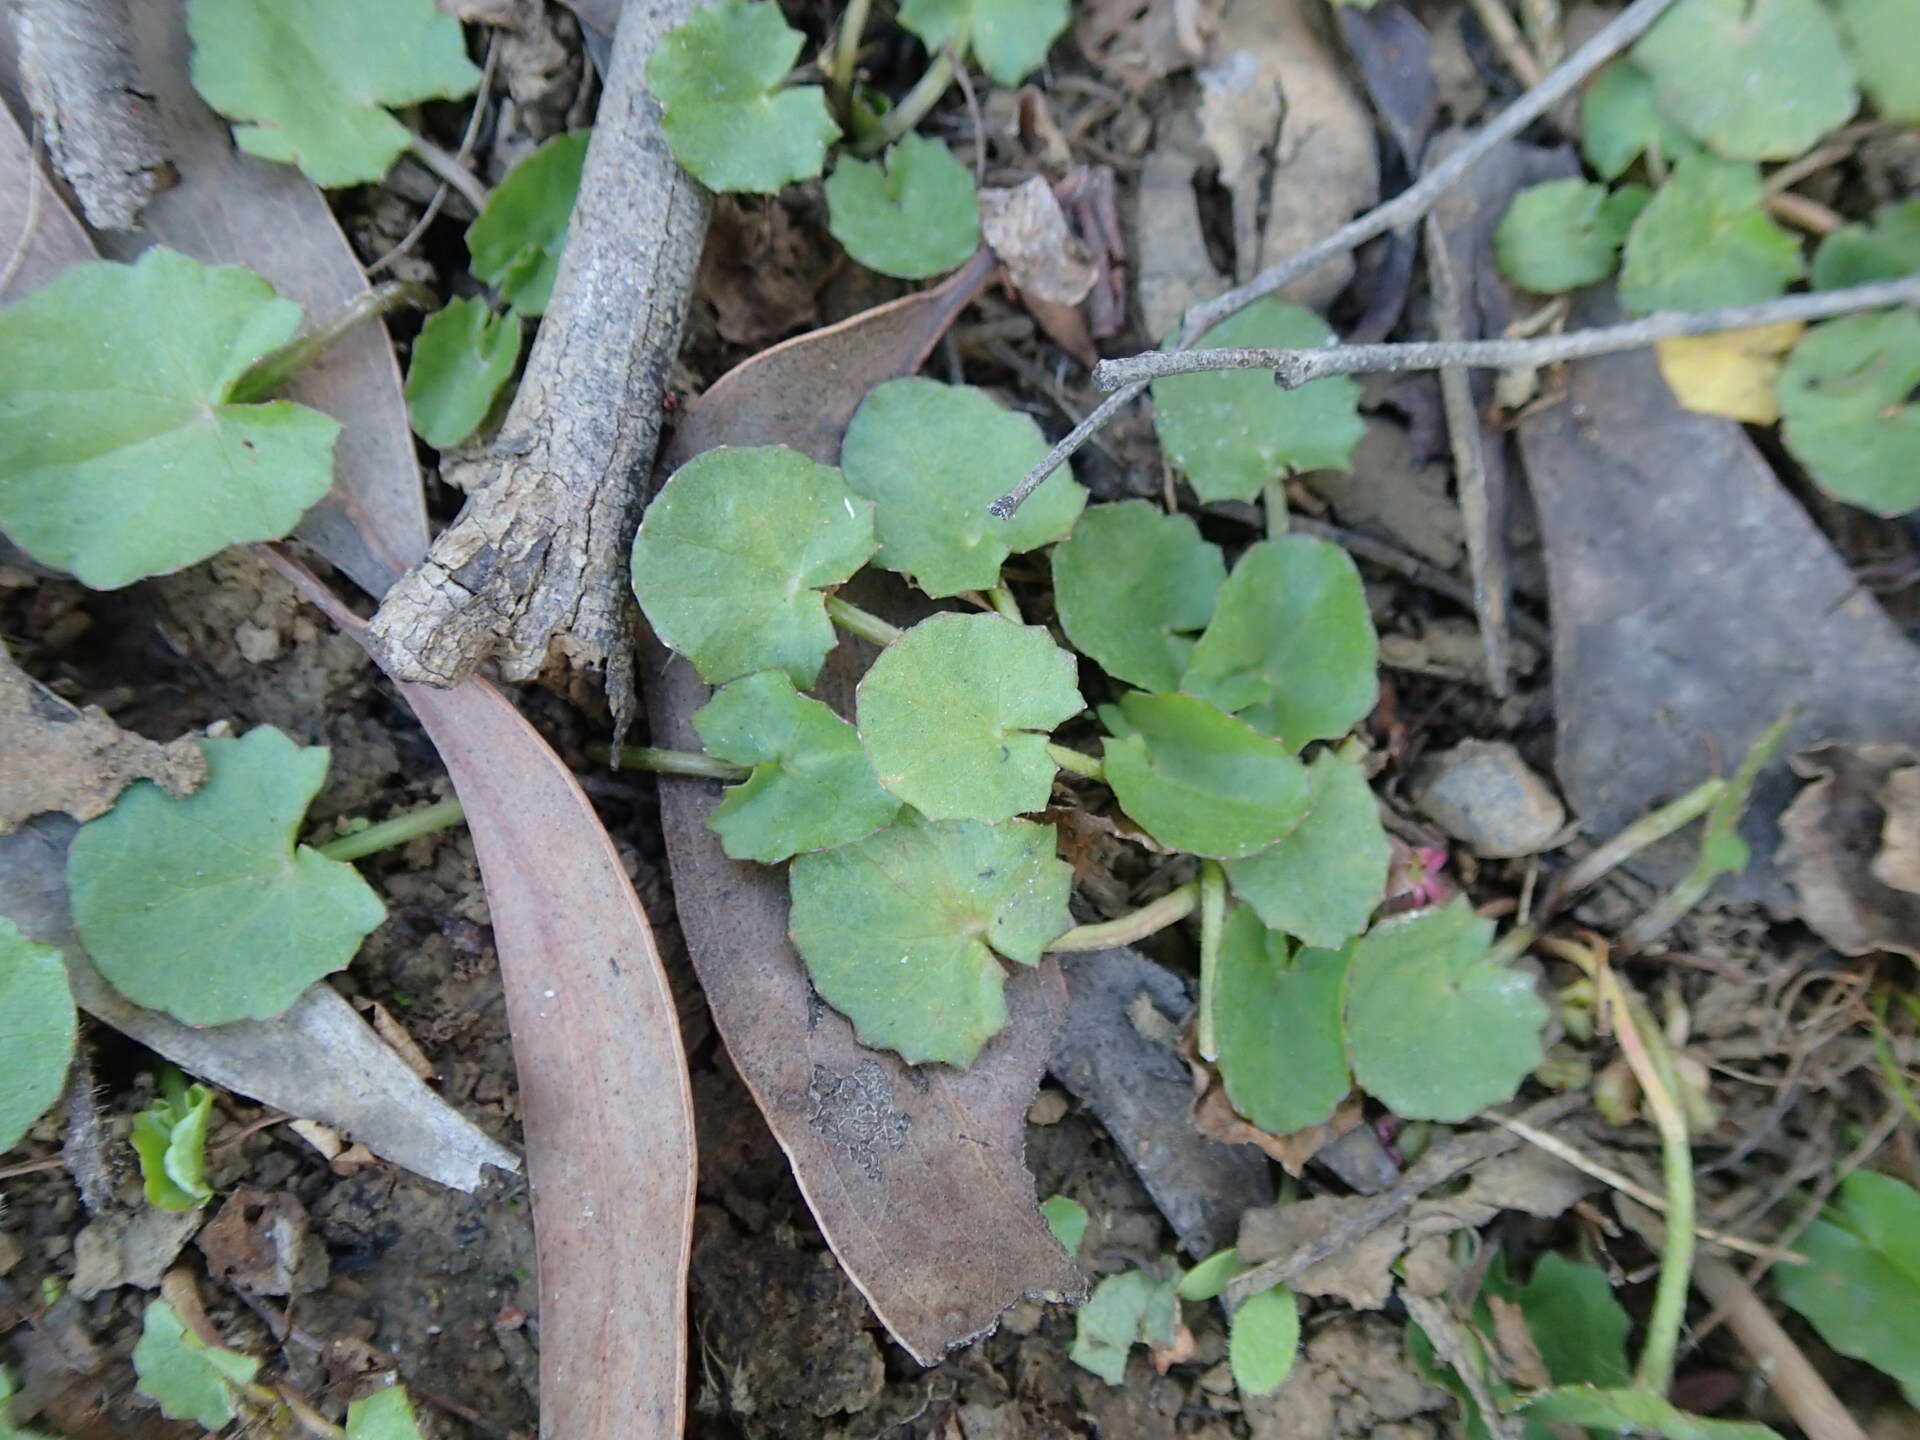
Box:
367 0 709 741
1095 276 1920 388
989 0 1682 519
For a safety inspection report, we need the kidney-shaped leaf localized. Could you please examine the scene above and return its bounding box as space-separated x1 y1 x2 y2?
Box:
1777 311 1920 517
1344 898 1547 1122
858 612 1083 822
67 726 386 1026
648 0 840 194
1052 500 1226 693
899 0 1071 87
1222 748 1389 949
187 0 480 187
841 377 1085 597
0 248 340 590
1494 179 1635 294
826 135 981 281
1103 692 1309 858
1580 61 1693 182
1618 154 1804 316
467 130 590 317
1775 1169 1920 1407
632 445 877 686
1632 0 1856 161
1813 199 1920 290
788 811 1071 1066
1182 536 1378 748
132 1299 261 1429
1213 906 1350 1136
405 298 519 450
1152 300 1364 504
0 917 76 1154
692 670 901 861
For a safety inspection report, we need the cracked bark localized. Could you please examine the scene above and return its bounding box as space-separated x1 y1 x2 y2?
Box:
365 0 708 739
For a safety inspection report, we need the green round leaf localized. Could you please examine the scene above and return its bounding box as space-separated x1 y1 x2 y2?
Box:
631 445 877 687
67 727 386 1026
1777 311 1920 517
1494 179 1633 294
1213 906 1352 1136
1812 199 1920 290
1052 500 1226 693
1222 748 1389 950
826 135 981 280
693 671 901 861
1102 693 1309 859
1152 300 1365 504
405 298 520 450
1344 898 1548 1122
1228 1284 1300 1396
898 0 1070 87
1579 61 1694 182
466 130 590 317
1632 0 1857 161
647 0 840 193
0 917 76 1154
1181 535 1378 748
347 1384 428 1440
1041 1194 1089 1254
841 378 1085 597
857 612 1083 822
133 1299 261 1429
1177 1246 1246 1302
0 248 340 590
1618 154 1804 316
187 0 480 187
1836 0 1920 121
788 811 1071 1066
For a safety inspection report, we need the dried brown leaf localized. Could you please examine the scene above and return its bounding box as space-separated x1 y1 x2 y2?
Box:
1779 743 1920 959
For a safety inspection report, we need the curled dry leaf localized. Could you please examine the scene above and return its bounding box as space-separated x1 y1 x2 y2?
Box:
979 176 1099 306
1073 0 1213 90
1778 743 1920 959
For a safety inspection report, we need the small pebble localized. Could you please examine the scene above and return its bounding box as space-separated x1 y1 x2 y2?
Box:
1414 739 1566 858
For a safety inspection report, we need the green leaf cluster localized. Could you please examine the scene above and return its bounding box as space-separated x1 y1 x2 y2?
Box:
131 1069 216 1211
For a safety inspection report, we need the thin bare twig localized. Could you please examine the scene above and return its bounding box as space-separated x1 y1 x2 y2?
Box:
989 0 1684 519
369 32 499 277
1691 1251 1868 1440
407 132 490 217
0 115 44 297
1095 276 1920 389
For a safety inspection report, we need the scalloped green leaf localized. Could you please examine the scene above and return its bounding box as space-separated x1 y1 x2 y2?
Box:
1813 199 1920 290
1153 300 1365 503
1837 0 1920 120
348 1385 428 1440
1494 179 1635 294
1579 61 1693 181
1070 1268 1181 1385
130 1070 215 1211
1102 693 1309 859
1213 906 1351 1136
841 378 1085 597
1222 749 1389 949
405 298 519 450
898 0 1070 87
187 0 480 187
692 671 901 862
1618 154 1804 315
648 0 839 194
857 612 1082 822
1345 898 1548 1122
1632 0 1856 161
1777 311 1920 517
132 1299 261 1429
1182 536 1378 748
67 727 386 1027
1514 1387 1780 1440
1041 1194 1089 1254
1229 1283 1300 1397
0 248 340 590
1775 1170 1920 1406
826 135 981 280
788 811 1071 1066
467 130 590 317
1052 500 1226 693
632 445 877 686
0 917 75 1155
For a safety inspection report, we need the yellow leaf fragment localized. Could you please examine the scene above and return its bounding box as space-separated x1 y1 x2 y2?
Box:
1655 320 1804 424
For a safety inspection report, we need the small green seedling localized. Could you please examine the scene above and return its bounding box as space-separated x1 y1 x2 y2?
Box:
131 1069 216 1211
826 135 981 280
1069 1250 1298 1398
0 918 77 1154
0 248 340 589
187 0 480 187
1040 1194 1089 1255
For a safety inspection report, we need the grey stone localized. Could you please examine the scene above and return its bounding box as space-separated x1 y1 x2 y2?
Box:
1414 739 1566 858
